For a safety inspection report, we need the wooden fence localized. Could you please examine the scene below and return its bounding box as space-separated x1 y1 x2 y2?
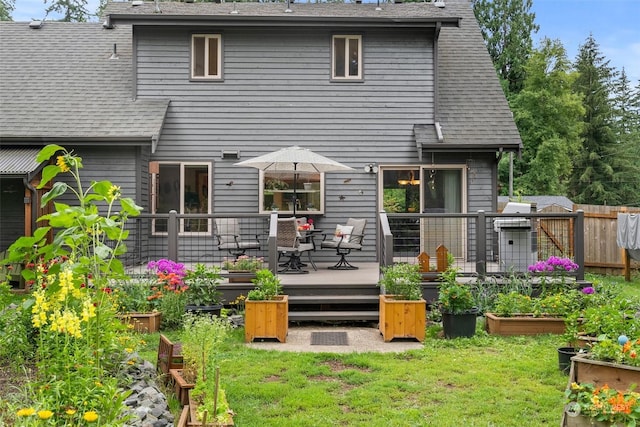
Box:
576 204 640 277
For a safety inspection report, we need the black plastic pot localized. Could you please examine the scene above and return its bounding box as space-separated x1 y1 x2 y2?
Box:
442 310 478 338
557 347 578 374
185 304 223 317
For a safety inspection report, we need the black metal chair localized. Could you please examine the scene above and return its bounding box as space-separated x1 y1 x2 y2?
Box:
214 218 261 259
320 218 367 270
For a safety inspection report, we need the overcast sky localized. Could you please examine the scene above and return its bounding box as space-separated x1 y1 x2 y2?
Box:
10 0 640 82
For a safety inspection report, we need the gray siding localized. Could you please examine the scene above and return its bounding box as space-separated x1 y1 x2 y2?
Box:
135 26 436 262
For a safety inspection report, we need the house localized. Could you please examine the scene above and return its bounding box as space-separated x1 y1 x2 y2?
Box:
0 0 522 266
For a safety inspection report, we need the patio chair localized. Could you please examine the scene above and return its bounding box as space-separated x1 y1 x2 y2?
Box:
320 218 367 270
277 217 316 273
214 218 261 259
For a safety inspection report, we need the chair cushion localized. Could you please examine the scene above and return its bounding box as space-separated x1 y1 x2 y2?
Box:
345 218 366 244
333 224 353 242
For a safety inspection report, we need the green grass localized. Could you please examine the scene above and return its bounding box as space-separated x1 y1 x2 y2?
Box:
139 326 569 426
133 273 640 427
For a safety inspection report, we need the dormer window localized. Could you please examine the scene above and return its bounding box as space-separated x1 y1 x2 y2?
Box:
332 35 362 80
191 34 222 79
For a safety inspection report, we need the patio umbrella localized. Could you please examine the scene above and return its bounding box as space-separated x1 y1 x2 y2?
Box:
234 145 354 215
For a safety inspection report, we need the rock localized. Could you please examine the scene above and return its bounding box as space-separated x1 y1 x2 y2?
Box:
120 353 174 427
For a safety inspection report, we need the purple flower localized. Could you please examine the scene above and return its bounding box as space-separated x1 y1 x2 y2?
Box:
581 286 595 295
147 259 186 278
527 256 579 273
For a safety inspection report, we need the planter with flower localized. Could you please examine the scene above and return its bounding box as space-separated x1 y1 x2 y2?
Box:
223 255 264 283
114 259 188 332
563 382 640 427
569 335 640 392
378 263 426 342
244 269 288 343
437 267 477 338
184 263 224 317
485 290 580 336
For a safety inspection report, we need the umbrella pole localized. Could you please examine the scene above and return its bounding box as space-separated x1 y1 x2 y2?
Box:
293 162 298 216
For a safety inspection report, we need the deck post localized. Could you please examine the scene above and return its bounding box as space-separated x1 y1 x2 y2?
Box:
476 210 486 277
574 210 585 281
167 210 178 262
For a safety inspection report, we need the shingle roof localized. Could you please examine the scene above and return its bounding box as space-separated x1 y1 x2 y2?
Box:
498 196 575 211
0 22 168 142
104 1 461 23
435 0 522 151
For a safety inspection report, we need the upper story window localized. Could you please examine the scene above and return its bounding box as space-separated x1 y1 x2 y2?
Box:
191 34 222 79
332 35 362 80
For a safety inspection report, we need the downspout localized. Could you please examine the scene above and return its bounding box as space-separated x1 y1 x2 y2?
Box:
23 175 38 237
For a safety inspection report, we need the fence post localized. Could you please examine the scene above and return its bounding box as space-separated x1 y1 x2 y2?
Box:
476 210 486 278
574 210 585 281
168 210 178 262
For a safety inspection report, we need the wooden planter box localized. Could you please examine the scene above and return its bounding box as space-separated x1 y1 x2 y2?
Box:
563 412 623 427
378 295 426 342
227 272 256 283
484 312 566 336
187 394 235 426
244 295 288 343
570 353 640 391
170 369 196 406
119 311 162 333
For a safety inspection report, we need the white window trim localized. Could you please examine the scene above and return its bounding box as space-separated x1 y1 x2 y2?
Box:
191 34 222 80
259 171 326 215
151 162 212 236
331 35 362 80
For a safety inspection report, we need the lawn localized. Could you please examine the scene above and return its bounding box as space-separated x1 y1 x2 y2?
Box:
5 273 639 426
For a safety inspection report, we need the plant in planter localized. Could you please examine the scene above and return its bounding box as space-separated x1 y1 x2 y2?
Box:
569 336 640 392
378 263 426 342
437 267 477 338
564 382 640 426
223 256 264 283
244 269 288 343
189 367 235 426
171 312 232 406
184 263 224 316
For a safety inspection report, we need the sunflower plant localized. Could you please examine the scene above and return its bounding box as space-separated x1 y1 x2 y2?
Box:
5 145 142 426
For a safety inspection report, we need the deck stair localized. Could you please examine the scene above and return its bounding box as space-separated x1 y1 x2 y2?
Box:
285 283 380 322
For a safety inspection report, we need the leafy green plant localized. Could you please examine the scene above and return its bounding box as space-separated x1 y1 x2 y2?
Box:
588 336 640 366
378 263 422 301
532 290 581 317
223 255 264 272
565 382 640 425
247 269 283 301
184 263 223 306
3 145 142 426
493 292 535 317
190 367 235 426
181 312 232 383
437 267 475 314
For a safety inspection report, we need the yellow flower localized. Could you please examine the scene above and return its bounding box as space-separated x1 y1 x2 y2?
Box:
107 184 122 201
83 411 99 422
37 410 54 419
17 407 36 417
66 409 77 415
57 155 71 172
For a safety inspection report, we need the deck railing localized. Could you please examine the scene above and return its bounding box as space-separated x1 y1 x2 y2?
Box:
379 210 585 280
116 210 585 280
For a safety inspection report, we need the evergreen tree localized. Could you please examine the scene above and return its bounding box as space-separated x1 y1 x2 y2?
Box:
506 38 584 195
569 35 639 205
472 0 539 94
44 0 91 22
0 0 15 21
